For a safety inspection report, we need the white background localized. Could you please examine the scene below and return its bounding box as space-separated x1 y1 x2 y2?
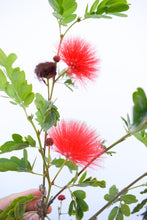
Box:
0 0 147 219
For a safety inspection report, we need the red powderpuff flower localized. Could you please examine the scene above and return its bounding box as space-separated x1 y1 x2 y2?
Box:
58 195 66 201
47 120 104 167
59 37 100 84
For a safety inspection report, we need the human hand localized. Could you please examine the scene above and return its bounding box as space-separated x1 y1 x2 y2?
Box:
0 188 52 220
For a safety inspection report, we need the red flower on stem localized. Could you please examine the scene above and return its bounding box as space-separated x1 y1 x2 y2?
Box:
58 195 66 201
59 37 100 84
47 120 104 167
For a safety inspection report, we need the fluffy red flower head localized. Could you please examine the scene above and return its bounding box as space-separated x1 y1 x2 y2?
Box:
59 37 100 84
47 120 104 167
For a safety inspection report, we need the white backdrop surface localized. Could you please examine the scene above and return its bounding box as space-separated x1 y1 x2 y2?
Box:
0 0 147 219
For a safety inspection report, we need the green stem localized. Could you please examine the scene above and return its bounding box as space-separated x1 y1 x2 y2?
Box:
54 70 68 83
44 79 52 215
30 171 44 176
105 132 132 153
49 77 55 100
58 201 62 220
23 106 51 218
47 79 50 100
63 18 81 40
23 106 42 150
129 183 147 191
89 172 147 220
51 158 68 184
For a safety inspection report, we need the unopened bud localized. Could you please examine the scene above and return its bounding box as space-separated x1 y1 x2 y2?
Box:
35 62 56 80
53 55 60 62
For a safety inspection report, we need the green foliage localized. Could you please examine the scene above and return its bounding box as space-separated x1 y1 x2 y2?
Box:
108 205 130 220
115 209 123 220
104 185 119 202
132 198 147 214
0 134 36 154
0 149 33 172
48 0 77 25
134 130 147 147
121 203 130 216
35 93 60 131
85 0 130 19
0 194 34 219
141 210 147 220
105 185 139 220
51 158 77 172
68 190 88 219
0 48 34 107
133 88 147 127
132 187 147 218
64 78 75 91
77 171 106 188
122 88 147 147
140 188 147 194
121 194 138 204
108 206 119 220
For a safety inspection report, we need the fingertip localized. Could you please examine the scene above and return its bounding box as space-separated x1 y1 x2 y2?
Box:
47 205 52 214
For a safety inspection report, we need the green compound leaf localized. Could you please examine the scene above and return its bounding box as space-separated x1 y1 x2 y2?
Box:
122 88 147 147
68 200 76 216
133 88 147 127
24 135 36 147
97 0 129 14
116 208 123 220
73 190 86 200
121 194 138 204
0 48 7 66
76 197 88 212
0 48 34 107
90 0 100 13
141 210 147 220
51 158 77 172
71 190 89 219
78 171 87 184
108 206 118 220
0 134 36 154
104 185 119 202
77 171 106 188
134 130 147 147
48 0 77 25
0 149 32 172
140 188 147 194
14 202 25 219
121 203 130 216
0 194 34 219
0 69 7 91
35 93 60 131
85 0 130 19
132 198 147 214
64 78 75 92
48 0 60 12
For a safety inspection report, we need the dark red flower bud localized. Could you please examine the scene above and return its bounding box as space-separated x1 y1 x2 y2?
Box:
35 62 56 79
58 195 66 201
45 137 54 146
53 55 60 62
